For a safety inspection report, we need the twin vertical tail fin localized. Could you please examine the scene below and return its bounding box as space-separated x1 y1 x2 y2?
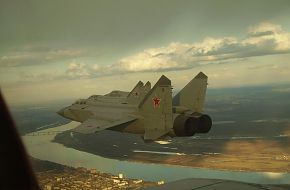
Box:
138 75 173 140
127 81 152 105
135 72 208 140
173 72 208 113
143 81 151 94
127 81 144 104
127 81 144 98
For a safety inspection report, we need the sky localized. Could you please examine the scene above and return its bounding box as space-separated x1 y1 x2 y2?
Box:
0 0 290 106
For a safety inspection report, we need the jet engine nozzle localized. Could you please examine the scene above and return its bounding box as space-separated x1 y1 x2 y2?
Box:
173 113 212 137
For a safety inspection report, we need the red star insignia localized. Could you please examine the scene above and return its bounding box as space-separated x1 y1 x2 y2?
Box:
152 97 161 108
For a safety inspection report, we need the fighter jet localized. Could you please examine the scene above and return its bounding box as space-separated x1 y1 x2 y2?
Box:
58 72 212 140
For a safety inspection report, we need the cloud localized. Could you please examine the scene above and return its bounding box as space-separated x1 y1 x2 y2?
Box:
0 45 88 67
132 22 290 65
65 22 290 79
272 87 290 93
248 22 282 37
123 22 289 67
66 61 91 78
2 22 289 81
245 22 290 51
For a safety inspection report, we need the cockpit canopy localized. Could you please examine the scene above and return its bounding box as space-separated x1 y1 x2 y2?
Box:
88 95 100 101
73 99 87 104
104 90 128 97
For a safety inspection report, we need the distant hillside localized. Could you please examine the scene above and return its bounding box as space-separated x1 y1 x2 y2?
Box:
9 103 70 135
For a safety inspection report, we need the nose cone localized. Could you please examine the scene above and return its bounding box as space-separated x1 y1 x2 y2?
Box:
57 108 66 117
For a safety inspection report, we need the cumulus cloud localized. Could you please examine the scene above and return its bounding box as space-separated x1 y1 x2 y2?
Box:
65 22 290 79
65 61 121 79
245 22 290 51
66 61 90 78
248 22 282 37
123 22 290 67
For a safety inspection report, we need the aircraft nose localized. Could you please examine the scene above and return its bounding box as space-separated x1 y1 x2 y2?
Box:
57 108 66 116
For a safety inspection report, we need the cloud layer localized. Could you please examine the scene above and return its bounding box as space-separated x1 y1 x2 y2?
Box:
0 45 87 67
65 22 290 78
1 22 290 81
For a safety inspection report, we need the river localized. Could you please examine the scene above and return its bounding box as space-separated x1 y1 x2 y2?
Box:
22 122 290 184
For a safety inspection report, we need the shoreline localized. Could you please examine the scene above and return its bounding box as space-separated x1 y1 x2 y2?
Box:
30 157 158 189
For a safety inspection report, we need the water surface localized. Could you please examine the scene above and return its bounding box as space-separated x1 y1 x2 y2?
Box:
23 122 290 184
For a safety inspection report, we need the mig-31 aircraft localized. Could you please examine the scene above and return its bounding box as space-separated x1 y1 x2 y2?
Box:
58 72 212 140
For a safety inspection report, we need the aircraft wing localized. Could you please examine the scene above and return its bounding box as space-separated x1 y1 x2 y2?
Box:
144 178 290 190
72 117 137 134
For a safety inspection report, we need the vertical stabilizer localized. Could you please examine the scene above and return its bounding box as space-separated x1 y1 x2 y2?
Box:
138 76 173 140
127 81 144 104
143 81 151 94
173 72 208 113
